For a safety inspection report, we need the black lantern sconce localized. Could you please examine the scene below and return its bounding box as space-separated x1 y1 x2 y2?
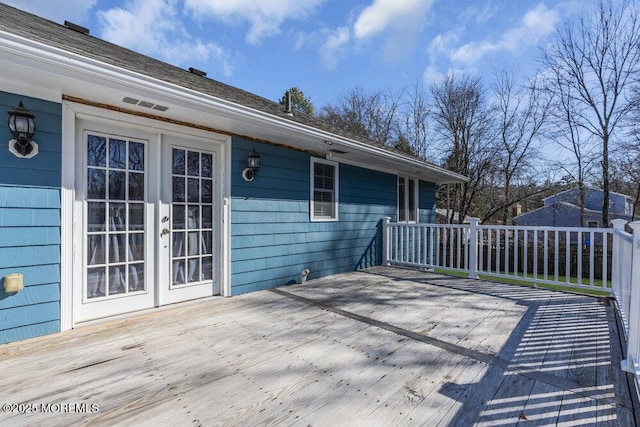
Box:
242 149 260 181
7 101 38 158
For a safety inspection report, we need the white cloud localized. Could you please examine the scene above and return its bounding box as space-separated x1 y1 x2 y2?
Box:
353 0 434 40
184 0 325 45
97 0 235 76
317 0 434 68
319 27 350 70
428 30 461 58
522 3 559 38
451 3 560 65
3 0 97 24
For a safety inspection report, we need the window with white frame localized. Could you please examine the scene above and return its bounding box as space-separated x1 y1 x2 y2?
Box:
311 158 339 221
398 176 418 222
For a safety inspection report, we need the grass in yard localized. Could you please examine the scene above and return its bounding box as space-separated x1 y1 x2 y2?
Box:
433 268 611 297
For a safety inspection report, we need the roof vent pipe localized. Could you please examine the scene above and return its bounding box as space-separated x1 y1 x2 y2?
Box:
284 90 293 116
188 67 207 77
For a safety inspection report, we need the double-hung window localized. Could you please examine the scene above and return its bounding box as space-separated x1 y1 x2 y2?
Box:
311 158 339 221
398 176 418 222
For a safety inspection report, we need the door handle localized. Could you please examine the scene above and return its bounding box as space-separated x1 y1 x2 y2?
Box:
161 216 169 223
161 228 170 236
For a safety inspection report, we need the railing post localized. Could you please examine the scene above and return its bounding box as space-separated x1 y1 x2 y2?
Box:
622 221 640 379
611 219 627 297
382 217 391 266
468 218 480 279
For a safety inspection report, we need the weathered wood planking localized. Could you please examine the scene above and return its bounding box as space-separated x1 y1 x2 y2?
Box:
0 266 636 426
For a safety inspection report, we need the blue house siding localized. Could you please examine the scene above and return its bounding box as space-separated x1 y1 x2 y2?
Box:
418 180 436 223
230 137 431 295
0 92 61 344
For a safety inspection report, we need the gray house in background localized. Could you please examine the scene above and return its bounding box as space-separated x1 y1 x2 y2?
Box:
514 187 634 228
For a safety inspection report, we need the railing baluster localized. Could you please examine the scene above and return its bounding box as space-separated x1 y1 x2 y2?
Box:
589 230 595 287
533 229 538 286
544 229 549 282
505 229 510 277
553 230 560 282
497 230 501 275
523 229 528 280
488 228 493 275
513 229 518 276
478 227 485 274
565 230 570 285
603 230 609 290
449 227 454 269
577 230 583 286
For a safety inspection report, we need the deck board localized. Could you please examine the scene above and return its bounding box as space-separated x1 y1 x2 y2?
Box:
0 266 636 426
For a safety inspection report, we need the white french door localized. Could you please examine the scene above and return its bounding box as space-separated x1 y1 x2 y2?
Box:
158 135 221 305
73 118 223 323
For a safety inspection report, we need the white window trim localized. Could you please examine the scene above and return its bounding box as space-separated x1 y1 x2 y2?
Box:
310 157 339 222
398 176 419 223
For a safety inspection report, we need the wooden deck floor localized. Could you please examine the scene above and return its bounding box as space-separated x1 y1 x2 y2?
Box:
0 267 637 426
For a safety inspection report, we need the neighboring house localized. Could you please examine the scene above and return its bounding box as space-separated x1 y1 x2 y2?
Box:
514 187 633 227
0 5 466 344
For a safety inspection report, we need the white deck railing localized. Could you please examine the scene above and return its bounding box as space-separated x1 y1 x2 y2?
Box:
382 217 640 386
382 217 613 292
611 220 640 381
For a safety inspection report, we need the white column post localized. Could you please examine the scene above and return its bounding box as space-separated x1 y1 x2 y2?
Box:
611 219 627 297
468 218 480 280
382 217 391 266
622 221 640 378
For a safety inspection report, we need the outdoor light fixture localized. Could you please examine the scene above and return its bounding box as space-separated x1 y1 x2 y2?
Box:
7 101 38 158
242 149 260 181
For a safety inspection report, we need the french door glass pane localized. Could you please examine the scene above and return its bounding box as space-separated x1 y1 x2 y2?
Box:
129 142 145 171
187 151 199 176
88 202 106 232
86 133 146 299
87 169 106 199
173 177 185 202
87 135 107 167
171 147 215 286
109 139 127 169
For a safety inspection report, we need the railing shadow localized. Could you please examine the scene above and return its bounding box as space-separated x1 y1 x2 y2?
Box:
356 268 636 425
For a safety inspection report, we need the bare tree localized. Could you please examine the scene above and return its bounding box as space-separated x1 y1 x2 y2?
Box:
612 152 640 220
430 73 497 223
488 71 550 224
398 80 430 159
546 67 600 226
541 0 640 225
319 86 402 147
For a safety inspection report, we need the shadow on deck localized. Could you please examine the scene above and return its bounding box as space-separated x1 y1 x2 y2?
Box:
0 266 637 426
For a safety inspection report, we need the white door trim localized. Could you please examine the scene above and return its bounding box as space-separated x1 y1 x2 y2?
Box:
61 101 232 328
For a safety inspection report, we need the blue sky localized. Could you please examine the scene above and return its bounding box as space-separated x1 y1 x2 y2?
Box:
4 0 585 110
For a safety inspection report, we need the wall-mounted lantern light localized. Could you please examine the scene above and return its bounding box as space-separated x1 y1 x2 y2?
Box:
242 149 260 181
7 101 38 158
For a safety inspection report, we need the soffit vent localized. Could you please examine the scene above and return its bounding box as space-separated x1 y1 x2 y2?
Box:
64 21 89 35
328 149 347 154
122 97 169 112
